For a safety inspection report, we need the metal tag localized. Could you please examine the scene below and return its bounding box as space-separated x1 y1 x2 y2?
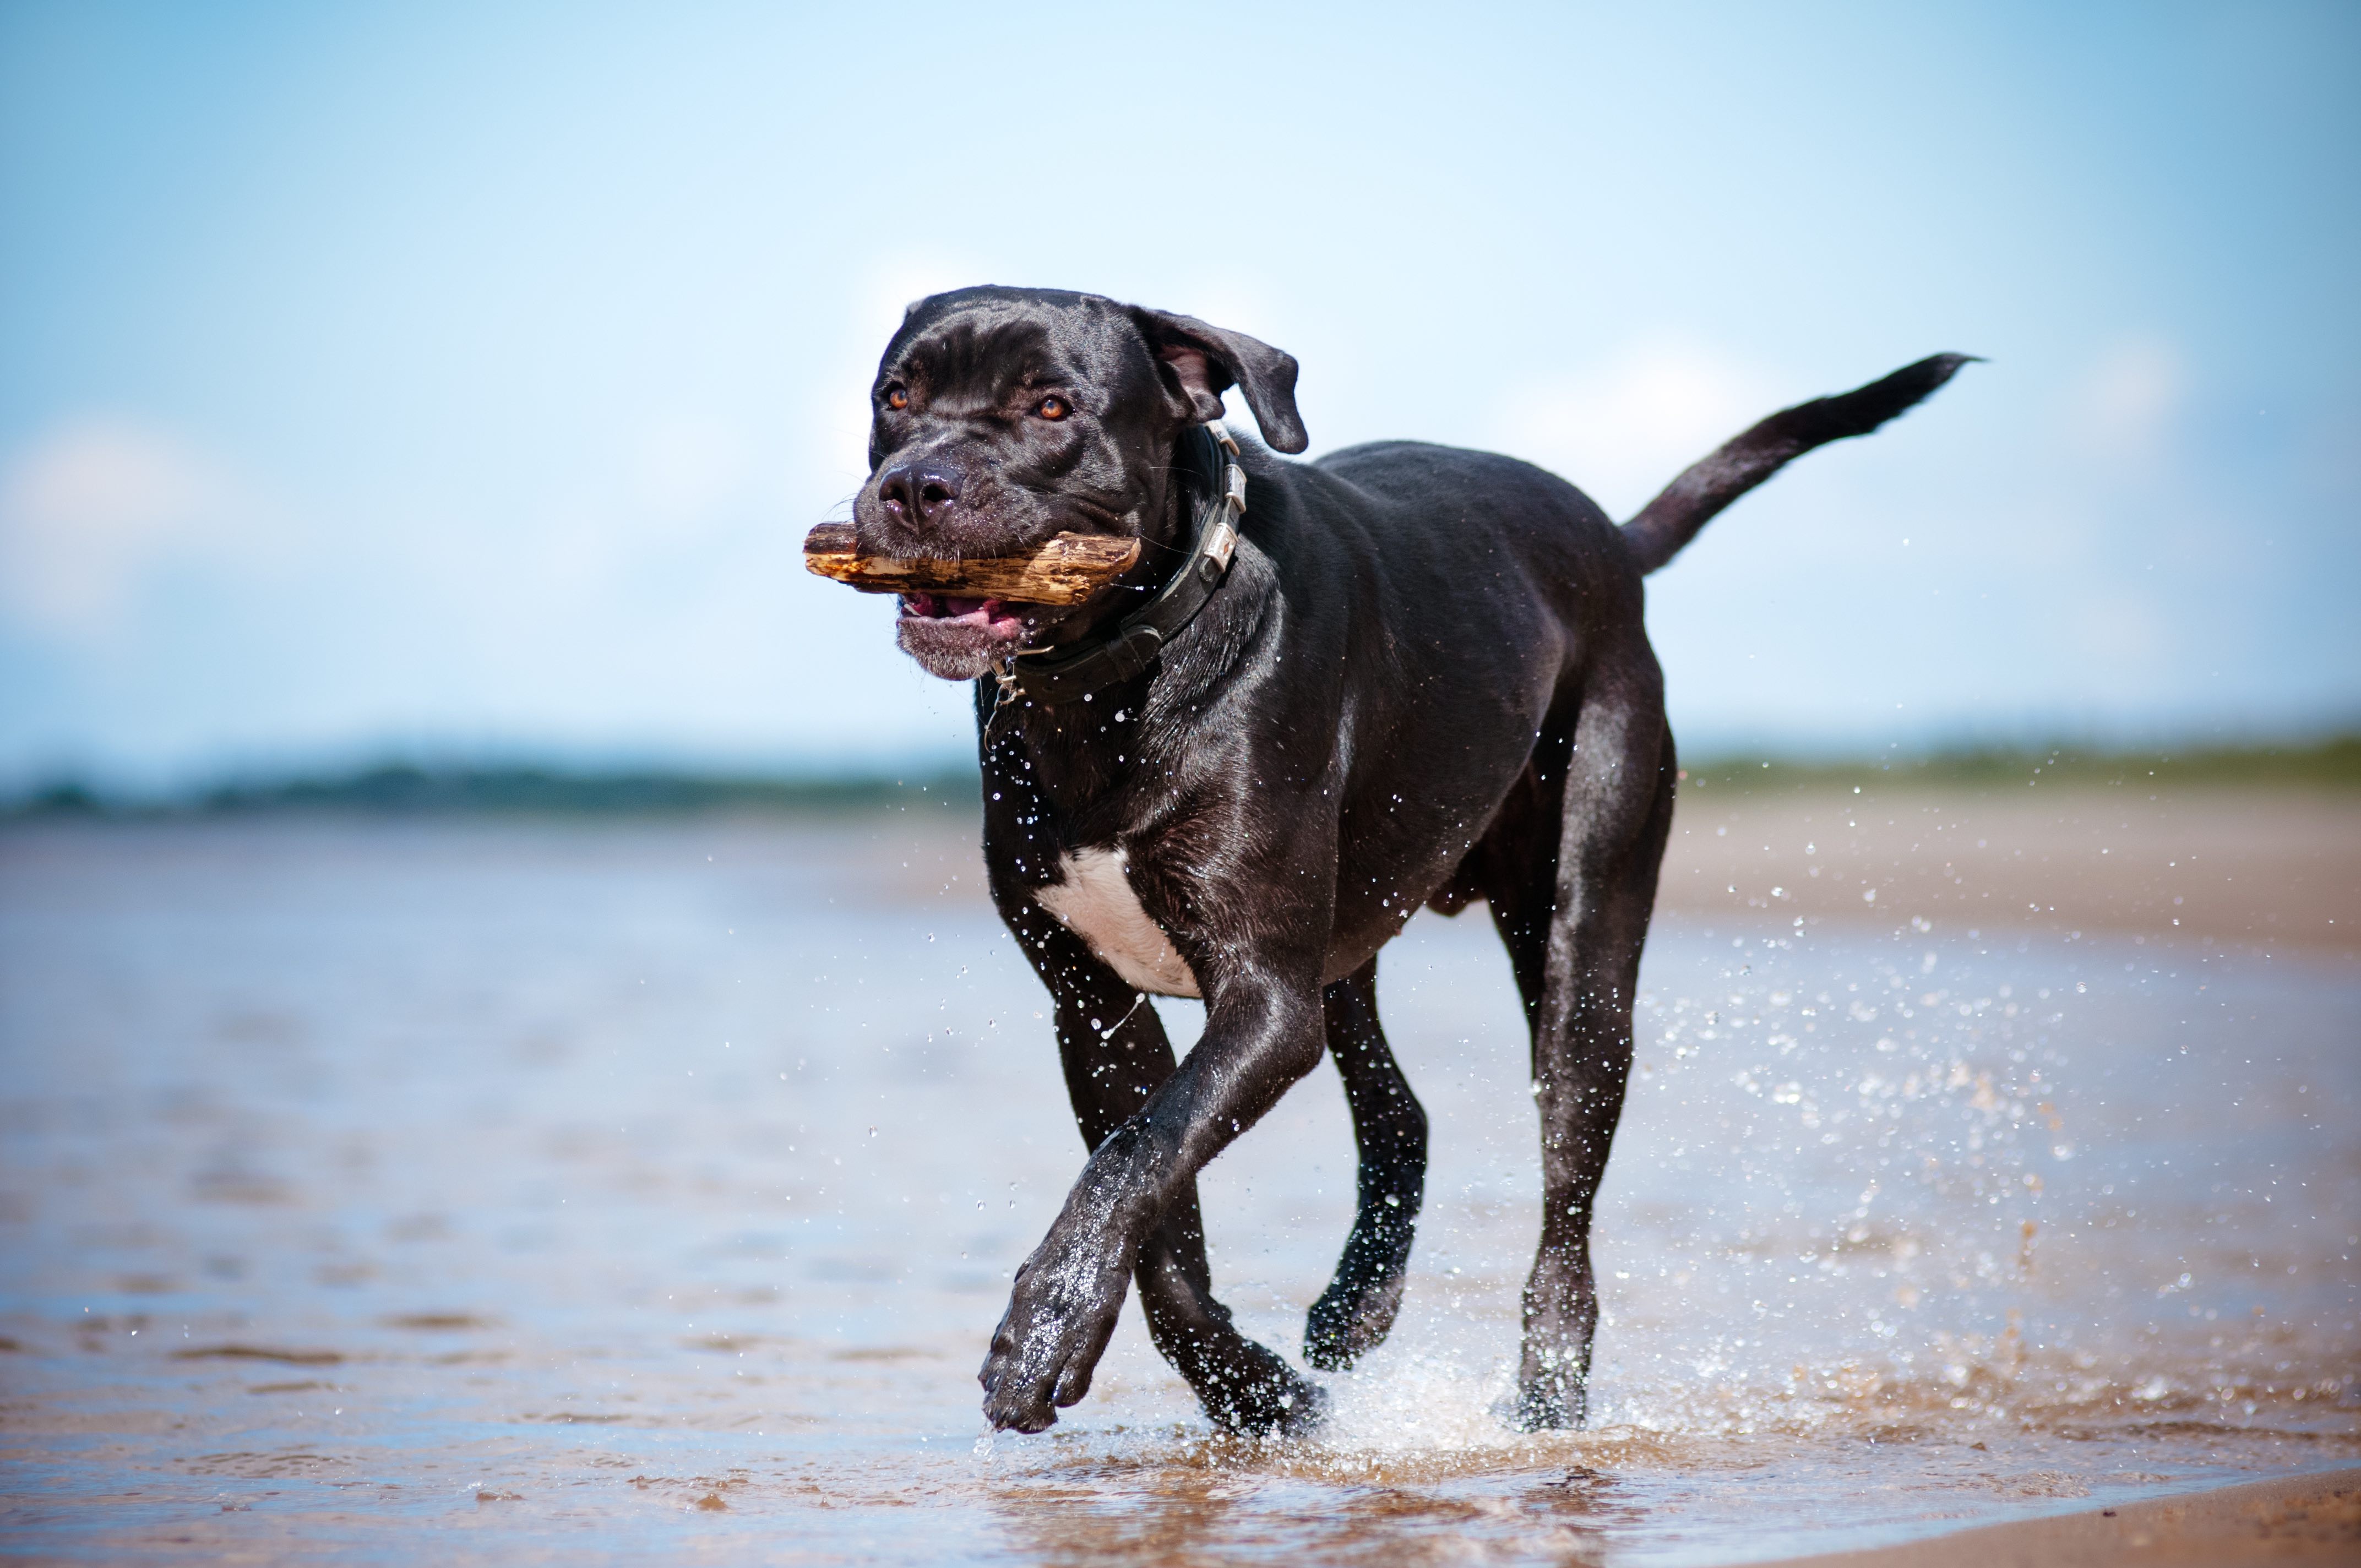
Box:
1205 519 1238 570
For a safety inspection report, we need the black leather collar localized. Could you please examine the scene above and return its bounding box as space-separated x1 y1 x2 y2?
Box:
989 421 1245 709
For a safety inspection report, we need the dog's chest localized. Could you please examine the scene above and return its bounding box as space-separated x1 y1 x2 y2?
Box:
1033 847 1200 999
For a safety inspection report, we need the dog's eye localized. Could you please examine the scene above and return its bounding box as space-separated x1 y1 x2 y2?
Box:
1035 395 1071 421
883 385 909 411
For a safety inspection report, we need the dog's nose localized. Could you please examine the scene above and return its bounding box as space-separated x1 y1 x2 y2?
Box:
877 461 964 525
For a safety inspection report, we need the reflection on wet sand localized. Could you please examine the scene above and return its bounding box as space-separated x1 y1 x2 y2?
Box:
988 1477 1612 1567
984 1438 1634 1568
0 805 2354 1564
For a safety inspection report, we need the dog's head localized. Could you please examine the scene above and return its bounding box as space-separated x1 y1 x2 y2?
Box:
856 286 1305 681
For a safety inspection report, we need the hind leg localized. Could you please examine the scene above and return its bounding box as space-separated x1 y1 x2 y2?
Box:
1304 957 1428 1370
1485 657 1677 1428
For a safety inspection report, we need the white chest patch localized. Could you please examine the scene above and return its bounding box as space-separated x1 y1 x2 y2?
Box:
1034 847 1200 999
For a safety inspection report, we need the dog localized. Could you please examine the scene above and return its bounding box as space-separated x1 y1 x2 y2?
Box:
850 286 1968 1435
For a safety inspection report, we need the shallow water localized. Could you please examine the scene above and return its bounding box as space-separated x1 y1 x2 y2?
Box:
1 815 2354 1565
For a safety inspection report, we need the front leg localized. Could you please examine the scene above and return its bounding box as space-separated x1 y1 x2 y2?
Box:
980 912 1329 1434
981 1118 1161 1431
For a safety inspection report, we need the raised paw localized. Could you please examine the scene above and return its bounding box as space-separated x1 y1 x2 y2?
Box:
1303 1266 1407 1372
1303 1201 1416 1371
978 1237 1133 1433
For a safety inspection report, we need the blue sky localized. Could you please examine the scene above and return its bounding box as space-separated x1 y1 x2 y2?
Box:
2 1 2355 789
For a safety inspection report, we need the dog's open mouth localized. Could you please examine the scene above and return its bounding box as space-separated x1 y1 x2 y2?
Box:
899 593 1030 641
894 593 1040 681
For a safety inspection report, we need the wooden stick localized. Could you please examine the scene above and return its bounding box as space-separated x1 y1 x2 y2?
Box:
802 522 1141 606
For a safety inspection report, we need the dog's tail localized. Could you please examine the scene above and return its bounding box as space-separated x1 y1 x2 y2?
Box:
1619 353 1978 576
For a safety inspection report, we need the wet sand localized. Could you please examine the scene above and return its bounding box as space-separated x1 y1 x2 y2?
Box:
1 791 2353 1564
1780 1464 2361 1566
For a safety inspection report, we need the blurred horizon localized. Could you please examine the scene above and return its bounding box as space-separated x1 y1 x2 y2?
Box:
3 1 2357 795
10 729 2358 818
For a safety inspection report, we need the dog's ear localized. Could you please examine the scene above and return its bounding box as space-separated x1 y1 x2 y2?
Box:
1127 307 1309 454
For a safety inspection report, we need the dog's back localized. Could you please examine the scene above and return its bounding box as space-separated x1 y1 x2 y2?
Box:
1310 438 1641 639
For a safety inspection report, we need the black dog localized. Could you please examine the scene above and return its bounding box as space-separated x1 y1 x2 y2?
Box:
852 286 1967 1435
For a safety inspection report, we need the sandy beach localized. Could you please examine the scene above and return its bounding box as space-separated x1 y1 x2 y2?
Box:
1660 781 2359 957
880 776 2361 957
1600 777 2358 1566
1 792 2352 1564
1778 1464 2361 1566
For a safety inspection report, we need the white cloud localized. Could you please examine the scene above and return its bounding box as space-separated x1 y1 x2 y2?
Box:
0 418 262 640
2072 589 2170 671
2072 336 2188 469
1491 339 1783 519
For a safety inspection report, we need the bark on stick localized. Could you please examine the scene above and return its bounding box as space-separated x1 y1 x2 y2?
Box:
802 524 1141 606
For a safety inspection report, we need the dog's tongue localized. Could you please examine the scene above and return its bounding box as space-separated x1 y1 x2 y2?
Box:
901 592 1027 640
